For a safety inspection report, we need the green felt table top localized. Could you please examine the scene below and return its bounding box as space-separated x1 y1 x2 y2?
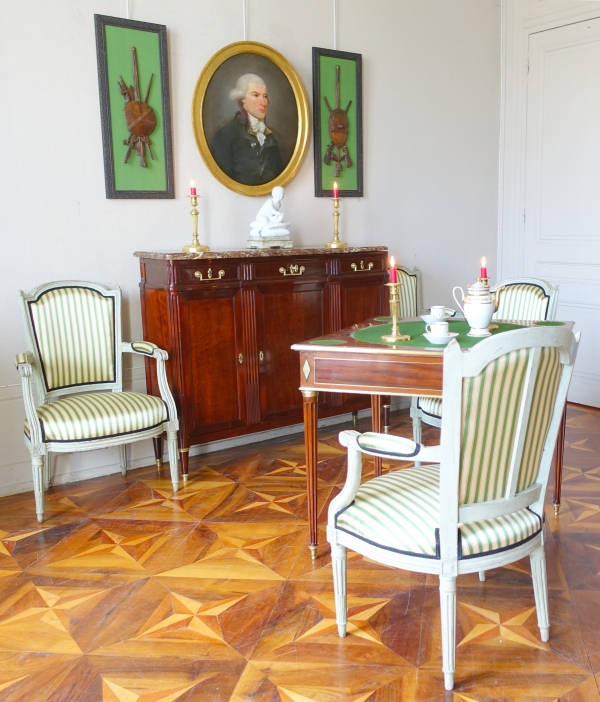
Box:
352 319 543 349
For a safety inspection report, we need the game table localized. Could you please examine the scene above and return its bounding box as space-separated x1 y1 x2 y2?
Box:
293 316 569 558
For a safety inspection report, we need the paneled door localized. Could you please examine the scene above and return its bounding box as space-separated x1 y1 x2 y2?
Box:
525 18 600 406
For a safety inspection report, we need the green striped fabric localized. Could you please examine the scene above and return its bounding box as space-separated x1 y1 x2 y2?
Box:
25 392 167 442
493 284 550 321
417 397 442 419
459 349 531 504
517 347 562 492
397 269 419 317
131 341 158 355
459 508 541 557
336 465 541 558
28 286 115 391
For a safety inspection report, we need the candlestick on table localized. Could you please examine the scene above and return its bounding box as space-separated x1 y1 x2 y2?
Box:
325 181 347 249
381 281 411 342
182 186 209 253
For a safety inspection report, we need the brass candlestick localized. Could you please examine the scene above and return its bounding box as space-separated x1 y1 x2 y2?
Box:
325 196 347 249
381 282 411 342
182 193 209 253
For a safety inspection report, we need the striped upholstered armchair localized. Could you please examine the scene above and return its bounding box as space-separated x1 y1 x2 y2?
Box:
328 325 579 690
15 281 179 522
410 277 559 453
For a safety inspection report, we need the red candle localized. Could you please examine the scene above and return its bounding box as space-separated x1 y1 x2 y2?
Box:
389 256 398 283
480 256 488 279
332 181 339 199
190 180 197 196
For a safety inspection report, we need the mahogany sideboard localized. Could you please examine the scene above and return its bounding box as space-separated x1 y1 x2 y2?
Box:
135 247 388 479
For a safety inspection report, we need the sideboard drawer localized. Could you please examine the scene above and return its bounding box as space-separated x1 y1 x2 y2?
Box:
176 261 240 285
254 258 328 281
339 255 386 275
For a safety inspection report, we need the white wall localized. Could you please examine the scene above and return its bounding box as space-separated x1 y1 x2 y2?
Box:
0 0 500 496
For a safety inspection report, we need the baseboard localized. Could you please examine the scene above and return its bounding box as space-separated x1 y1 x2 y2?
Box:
0 396 411 498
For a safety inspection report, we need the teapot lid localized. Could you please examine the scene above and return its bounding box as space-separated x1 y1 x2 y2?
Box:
466 280 490 294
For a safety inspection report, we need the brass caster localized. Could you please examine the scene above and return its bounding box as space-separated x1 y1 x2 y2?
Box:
554 503 560 516
309 545 318 560
383 426 390 434
352 411 358 427
182 474 189 486
156 459 163 472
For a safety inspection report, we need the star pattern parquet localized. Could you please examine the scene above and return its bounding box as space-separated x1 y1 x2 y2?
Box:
0 405 598 700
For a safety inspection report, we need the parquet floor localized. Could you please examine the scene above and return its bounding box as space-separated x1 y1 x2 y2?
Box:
0 405 599 701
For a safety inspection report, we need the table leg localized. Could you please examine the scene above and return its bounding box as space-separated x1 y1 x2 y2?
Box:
371 395 383 477
303 390 319 559
382 395 391 433
153 437 163 472
178 439 189 486
553 406 567 515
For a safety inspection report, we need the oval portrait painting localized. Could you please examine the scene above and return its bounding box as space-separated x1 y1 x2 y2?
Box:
193 42 309 196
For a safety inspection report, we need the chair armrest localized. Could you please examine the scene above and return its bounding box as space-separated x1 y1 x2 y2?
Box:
124 341 165 359
14 352 43 446
355 432 441 464
329 430 364 523
121 342 178 430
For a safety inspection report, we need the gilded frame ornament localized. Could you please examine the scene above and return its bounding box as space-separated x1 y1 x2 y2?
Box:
192 41 309 197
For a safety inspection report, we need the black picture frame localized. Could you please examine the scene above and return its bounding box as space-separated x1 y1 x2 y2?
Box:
94 14 175 199
312 47 363 198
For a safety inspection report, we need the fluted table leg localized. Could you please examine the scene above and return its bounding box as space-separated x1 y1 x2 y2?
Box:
371 395 382 477
303 390 319 559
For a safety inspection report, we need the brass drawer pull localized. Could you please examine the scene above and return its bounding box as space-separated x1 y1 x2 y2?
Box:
351 261 374 272
238 353 243 364
279 265 305 276
194 268 225 281
259 351 264 361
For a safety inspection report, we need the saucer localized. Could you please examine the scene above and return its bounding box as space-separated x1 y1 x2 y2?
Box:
423 331 459 345
421 314 451 324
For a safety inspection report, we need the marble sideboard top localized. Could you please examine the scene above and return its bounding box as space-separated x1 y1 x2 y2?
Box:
134 246 387 260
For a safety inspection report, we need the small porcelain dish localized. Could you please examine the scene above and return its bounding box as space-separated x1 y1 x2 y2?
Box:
423 331 459 345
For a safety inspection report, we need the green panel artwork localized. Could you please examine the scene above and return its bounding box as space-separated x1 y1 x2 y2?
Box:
312 48 362 197
95 15 174 198
319 56 357 192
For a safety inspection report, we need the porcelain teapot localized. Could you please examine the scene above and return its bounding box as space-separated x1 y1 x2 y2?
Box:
453 281 496 337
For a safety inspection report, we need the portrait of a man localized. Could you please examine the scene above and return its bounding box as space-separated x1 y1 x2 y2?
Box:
210 74 284 186
195 45 306 195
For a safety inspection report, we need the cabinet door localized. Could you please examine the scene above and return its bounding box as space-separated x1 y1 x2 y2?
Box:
256 280 326 422
178 288 247 438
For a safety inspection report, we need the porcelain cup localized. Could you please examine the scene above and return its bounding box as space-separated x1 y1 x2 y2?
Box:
430 306 446 319
426 322 449 337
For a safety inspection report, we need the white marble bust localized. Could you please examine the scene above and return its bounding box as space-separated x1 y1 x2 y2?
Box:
249 186 291 240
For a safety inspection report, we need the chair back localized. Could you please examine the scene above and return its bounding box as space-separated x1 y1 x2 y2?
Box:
491 277 558 321
397 266 422 317
18 281 123 400
438 326 578 561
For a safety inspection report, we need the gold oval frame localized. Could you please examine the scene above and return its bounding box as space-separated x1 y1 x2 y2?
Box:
192 41 309 197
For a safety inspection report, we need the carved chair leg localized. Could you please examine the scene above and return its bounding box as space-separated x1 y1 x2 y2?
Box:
42 453 50 492
168 430 180 493
410 397 422 467
530 543 550 642
331 544 348 637
439 574 457 691
118 445 127 476
32 454 44 523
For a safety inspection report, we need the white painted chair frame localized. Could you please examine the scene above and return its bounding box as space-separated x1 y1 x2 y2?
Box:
396 265 422 318
328 326 579 690
411 277 560 456
16 281 180 522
